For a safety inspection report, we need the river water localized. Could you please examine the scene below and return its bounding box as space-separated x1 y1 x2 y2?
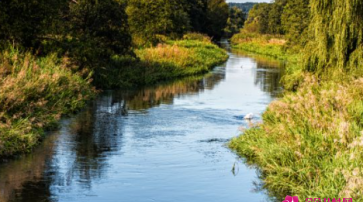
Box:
0 45 284 202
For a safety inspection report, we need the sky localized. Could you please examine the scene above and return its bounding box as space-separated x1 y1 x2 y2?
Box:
226 0 270 3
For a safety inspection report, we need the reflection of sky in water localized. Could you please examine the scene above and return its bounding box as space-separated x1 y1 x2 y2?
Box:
0 48 283 202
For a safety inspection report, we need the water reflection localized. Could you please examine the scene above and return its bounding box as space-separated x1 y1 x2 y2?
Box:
233 49 285 97
113 70 226 111
0 46 284 202
0 134 57 202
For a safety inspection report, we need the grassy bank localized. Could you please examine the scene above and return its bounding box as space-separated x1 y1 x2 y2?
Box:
136 40 228 84
231 32 298 62
230 74 363 199
105 39 228 88
0 48 95 157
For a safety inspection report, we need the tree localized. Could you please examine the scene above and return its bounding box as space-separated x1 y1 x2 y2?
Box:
304 0 363 73
268 0 287 35
184 0 207 34
281 0 310 46
224 7 245 38
204 0 229 39
64 0 132 73
0 0 66 49
244 3 271 34
126 0 190 46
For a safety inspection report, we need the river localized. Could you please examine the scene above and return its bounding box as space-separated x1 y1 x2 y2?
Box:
0 44 284 202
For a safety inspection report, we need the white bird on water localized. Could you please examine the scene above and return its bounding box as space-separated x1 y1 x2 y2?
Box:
244 113 254 120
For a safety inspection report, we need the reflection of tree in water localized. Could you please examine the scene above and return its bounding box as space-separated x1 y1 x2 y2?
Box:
254 61 284 98
232 49 285 98
0 133 58 202
114 70 226 111
62 96 125 189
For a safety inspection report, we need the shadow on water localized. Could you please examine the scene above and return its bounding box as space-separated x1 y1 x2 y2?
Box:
0 43 285 202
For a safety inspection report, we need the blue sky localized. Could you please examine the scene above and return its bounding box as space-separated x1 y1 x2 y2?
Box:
226 0 270 3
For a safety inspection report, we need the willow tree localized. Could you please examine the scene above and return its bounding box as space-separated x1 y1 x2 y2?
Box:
304 0 363 74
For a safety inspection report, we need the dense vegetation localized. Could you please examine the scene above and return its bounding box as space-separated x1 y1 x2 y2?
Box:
0 49 95 157
0 0 230 157
230 0 363 200
240 0 309 46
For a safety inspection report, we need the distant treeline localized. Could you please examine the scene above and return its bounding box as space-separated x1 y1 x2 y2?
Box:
228 2 257 13
243 0 310 47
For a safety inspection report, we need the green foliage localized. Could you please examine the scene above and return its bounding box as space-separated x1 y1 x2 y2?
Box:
0 0 66 48
182 33 211 42
65 0 132 67
126 0 229 45
244 3 271 34
0 48 95 157
241 0 310 47
268 0 287 35
224 7 245 38
281 0 310 47
126 0 190 46
304 0 363 75
62 0 133 87
184 0 229 40
231 32 298 62
228 2 257 14
134 39 228 84
204 0 229 39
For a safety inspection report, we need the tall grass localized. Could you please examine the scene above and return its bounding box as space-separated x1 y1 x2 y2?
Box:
230 75 363 200
0 48 95 157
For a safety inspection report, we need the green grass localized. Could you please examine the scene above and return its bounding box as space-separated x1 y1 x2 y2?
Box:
231 32 299 63
134 39 228 85
230 75 363 200
0 48 95 157
95 39 228 89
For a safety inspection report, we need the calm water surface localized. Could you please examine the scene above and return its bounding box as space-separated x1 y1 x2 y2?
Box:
0 44 284 202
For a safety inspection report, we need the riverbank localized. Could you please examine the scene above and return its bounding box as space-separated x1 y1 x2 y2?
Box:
0 49 96 157
135 40 228 85
229 32 363 199
231 32 298 63
0 39 228 158
230 74 363 199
